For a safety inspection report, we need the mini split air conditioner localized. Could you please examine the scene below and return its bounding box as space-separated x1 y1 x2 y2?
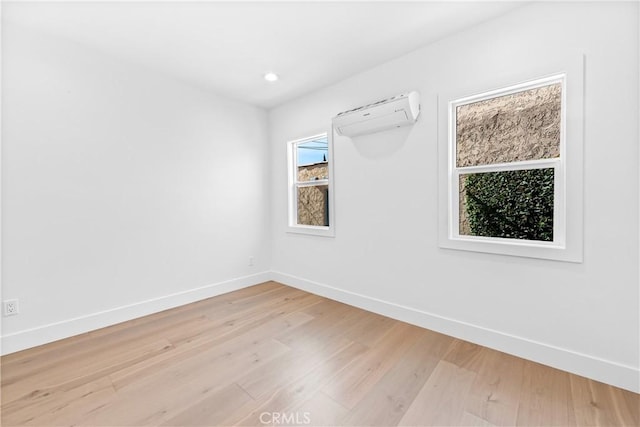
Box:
332 91 420 137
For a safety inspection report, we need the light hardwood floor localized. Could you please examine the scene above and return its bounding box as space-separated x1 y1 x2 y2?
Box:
1 281 638 426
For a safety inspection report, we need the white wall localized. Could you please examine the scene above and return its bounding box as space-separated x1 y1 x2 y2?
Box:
269 2 639 392
1 23 271 353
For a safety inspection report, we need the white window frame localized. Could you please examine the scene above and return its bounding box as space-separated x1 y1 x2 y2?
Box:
287 132 335 237
438 61 584 263
451 75 566 247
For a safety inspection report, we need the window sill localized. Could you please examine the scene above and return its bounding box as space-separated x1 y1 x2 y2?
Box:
440 235 581 263
286 225 335 238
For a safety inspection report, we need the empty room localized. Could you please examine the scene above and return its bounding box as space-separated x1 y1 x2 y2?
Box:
1 1 639 426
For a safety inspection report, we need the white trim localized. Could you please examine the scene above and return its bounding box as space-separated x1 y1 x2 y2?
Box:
296 179 329 187
450 231 559 248
456 158 559 174
286 224 334 237
0 271 271 355
452 73 566 107
271 271 640 394
286 131 335 237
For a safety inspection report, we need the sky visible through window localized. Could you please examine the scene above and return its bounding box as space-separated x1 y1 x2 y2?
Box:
297 137 328 166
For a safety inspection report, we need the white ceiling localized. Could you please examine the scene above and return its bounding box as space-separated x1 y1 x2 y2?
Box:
3 1 523 109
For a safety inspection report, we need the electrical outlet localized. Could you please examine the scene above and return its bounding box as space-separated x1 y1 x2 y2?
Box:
248 256 254 267
3 299 19 316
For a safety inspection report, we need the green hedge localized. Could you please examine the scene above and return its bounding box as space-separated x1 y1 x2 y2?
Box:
464 168 554 241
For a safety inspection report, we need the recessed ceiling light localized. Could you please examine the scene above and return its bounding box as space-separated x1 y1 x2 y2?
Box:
264 72 279 82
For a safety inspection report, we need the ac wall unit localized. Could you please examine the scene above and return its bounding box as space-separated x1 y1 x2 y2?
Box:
332 91 420 137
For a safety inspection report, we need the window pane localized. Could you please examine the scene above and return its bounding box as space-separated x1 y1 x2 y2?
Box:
456 83 561 167
298 163 329 183
297 185 329 226
459 168 554 241
297 137 328 182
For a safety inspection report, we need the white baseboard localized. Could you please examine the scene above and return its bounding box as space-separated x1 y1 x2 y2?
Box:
271 271 640 394
3 270 637 394
0 271 271 356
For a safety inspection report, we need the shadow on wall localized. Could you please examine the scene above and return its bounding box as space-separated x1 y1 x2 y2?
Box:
345 126 413 159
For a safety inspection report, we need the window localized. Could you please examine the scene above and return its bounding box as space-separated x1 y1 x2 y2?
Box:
439 72 584 261
452 76 564 246
287 133 334 236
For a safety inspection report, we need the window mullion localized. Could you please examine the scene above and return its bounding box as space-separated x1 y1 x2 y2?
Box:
295 179 329 187
455 158 560 174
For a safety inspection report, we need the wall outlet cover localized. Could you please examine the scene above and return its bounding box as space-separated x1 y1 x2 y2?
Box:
4 300 20 316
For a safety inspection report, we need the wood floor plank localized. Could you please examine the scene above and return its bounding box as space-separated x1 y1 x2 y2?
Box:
339 309 397 347
300 298 343 317
516 361 574 426
224 340 369 426
160 382 254 427
1 320 184 388
464 348 525 426
83 339 291 425
342 329 452 426
2 338 173 406
444 339 487 373
398 360 477 426
460 411 497 426
166 287 317 343
295 391 349 426
236 337 352 400
570 375 640 426
1 376 116 426
275 300 362 351
618 385 640 426
164 292 320 350
322 322 425 409
109 311 313 391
